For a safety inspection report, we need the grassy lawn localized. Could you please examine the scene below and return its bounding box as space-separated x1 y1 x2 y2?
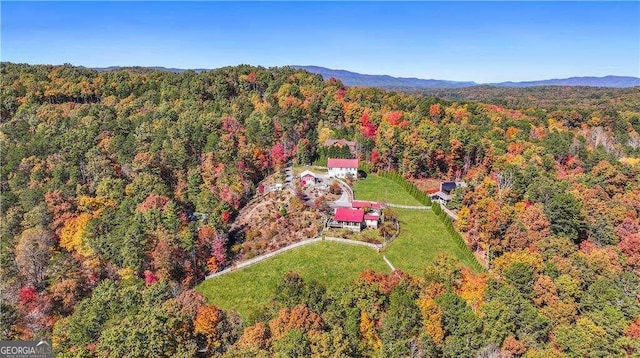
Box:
352 175 423 206
383 209 481 275
197 241 389 319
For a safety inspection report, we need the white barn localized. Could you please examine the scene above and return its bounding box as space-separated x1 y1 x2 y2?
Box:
327 158 358 179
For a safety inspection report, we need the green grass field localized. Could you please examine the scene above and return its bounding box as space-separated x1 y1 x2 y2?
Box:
197 175 480 318
384 209 480 274
197 241 389 318
353 175 423 205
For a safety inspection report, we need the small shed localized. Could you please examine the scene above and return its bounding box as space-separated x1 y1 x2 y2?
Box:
364 213 380 229
300 170 316 186
430 191 451 204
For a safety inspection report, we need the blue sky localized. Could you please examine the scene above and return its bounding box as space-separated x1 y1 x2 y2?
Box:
2 1 639 82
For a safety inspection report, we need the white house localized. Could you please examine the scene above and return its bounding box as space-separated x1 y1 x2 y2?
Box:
430 191 451 205
327 158 358 179
364 213 380 229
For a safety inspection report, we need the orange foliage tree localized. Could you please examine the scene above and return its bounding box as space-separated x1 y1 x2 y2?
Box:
268 305 324 340
455 267 487 313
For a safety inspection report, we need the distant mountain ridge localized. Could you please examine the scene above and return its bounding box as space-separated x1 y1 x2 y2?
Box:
293 66 640 89
489 75 640 88
290 65 478 88
90 65 640 88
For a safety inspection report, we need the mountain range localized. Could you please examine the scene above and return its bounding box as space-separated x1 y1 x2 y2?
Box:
292 66 640 89
91 65 640 88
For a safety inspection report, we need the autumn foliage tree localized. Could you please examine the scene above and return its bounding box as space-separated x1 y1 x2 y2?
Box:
194 305 241 354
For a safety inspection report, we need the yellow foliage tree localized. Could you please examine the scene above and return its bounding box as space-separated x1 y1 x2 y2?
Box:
359 311 382 351
416 297 444 345
59 213 93 256
455 206 470 232
194 305 224 351
494 250 545 275
505 126 520 140
118 267 136 281
77 195 116 216
317 127 335 146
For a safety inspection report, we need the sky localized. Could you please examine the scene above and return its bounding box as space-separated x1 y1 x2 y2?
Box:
1 1 639 83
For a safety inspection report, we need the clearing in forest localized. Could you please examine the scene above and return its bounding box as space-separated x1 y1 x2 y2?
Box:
197 175 480 318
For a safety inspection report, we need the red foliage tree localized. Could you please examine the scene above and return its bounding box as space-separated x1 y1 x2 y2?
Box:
144 270 159 285
271 143 286 167
618 233 640 272
151 240 184 281
212 235 228 268
625 317 640 339
247 71 257 83
360 112 377 139
18 286 38 307
370 150 380 164
386 111 403 126
429 103 443 120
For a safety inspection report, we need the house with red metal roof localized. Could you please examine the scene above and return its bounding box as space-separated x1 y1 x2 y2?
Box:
327 158 359 179
324 138 357 154
353 200 383 229
330 207 365 231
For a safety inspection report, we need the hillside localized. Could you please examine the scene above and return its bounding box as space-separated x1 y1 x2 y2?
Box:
198 175 481 319
2 62 639 357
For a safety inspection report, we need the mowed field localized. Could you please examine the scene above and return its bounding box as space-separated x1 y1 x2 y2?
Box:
352 175 423 206
355 175 480 273
197 241 390 318
385 208 481 274
197 175 480 318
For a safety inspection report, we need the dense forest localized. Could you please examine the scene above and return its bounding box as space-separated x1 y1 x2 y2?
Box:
409 85 640 114
1 62 640 357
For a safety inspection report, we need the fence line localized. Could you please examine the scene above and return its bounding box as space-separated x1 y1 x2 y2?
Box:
440 205 459 220
383 256 396 271
387 204 431 210
324 236 381 250
205 237 322 280
206 220 405 280
432 202 485 272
